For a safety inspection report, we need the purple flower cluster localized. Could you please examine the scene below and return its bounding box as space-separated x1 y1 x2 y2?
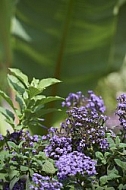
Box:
86 90 106 113
44 135 72 160
31 173 62 190
62 91 85 108
59 91 108 151
116 94 126 130
56 151 96 180
0 134 4 141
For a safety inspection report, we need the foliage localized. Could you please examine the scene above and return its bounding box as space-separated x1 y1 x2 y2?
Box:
0 68 62 134
0 69 126 189
0 0 126 96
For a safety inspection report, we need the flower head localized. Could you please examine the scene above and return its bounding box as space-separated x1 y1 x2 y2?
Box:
44 135 72 160
31 173 62 190
116 94 126 130
56 151 96 180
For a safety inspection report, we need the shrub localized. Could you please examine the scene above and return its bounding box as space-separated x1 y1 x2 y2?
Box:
0 69 126 190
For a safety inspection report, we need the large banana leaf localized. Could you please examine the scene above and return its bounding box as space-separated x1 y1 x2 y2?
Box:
11 0 126 97
0 0 126 130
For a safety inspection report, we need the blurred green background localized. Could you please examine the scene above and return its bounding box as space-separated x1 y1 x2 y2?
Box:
0 0 126 133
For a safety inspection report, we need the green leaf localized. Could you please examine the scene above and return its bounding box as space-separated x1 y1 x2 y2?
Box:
114 159 126 170
7 141 18 150
0 107 15 128
0 90 15 110
11 1 126 98
100 175 108 185
107 173 121 180
33 108 61 117
25 176 31 190
7 74 26 95
115 136 120 146
38 78 61 92
35 96 64 105
27 86 41 98
15 93 26 111
42 160 56 174
95 151 104 160
95 151 106 164
9 68 29 87
118 184 126 190
20 165 29 172
9 176 19 190
119 143 126 148
107 137 116 150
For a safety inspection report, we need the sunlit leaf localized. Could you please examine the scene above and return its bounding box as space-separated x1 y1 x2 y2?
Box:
9 68 29 87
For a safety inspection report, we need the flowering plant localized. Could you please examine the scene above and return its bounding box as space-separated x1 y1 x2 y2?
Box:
0 69 126 190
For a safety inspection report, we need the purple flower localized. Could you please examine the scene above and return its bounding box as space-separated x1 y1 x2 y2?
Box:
0 134 4 141
31 173 62 190
56 151 96 180
99 138 109 150
116 94 126 130
87 90 106 113
44 135 72 160
62 91 85 108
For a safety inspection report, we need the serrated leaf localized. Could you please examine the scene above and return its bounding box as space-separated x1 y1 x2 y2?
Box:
38 78 61 92
7 74 26 95
42 160 56 174
0 90 15 110
9 68 29 87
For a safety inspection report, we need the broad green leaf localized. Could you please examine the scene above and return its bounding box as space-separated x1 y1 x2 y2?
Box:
7 141 18 150
107 137 116 149
7 74 26 95
38 78 61 92
33 108 61 117
15 93 26 111
0 0 14 65
95 151 104 160
27 86 41 98
20 165 29 172
42 160 56 174
107 173 121 180
9 68 29 87
115 136 120 146
0 107 15 128
119 143 126 148
114 159 126 169
25 176 31 190
35 96 64 105
11 0 126 97
0 90 15 110
9 176 19 190
100 175 108 185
